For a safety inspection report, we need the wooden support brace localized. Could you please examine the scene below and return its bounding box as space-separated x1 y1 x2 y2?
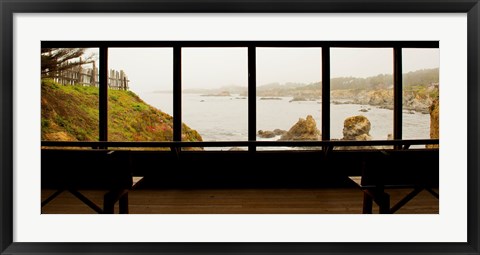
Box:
41 189 65 208
390 187 423 213
68 189 104 214
426 187 439 199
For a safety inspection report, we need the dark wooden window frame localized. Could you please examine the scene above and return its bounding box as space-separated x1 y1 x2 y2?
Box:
41 41 439 150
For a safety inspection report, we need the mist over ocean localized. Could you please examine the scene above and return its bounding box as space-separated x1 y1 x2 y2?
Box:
139 92 430 143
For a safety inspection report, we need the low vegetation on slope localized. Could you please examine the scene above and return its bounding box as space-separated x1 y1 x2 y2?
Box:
41 79 202 143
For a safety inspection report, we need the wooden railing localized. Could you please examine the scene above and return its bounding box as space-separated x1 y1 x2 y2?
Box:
41 139 439 150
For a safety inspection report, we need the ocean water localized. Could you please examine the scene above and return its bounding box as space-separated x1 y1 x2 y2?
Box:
138 92 431 143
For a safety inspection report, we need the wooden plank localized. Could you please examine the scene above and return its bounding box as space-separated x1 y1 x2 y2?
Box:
41 188 438 214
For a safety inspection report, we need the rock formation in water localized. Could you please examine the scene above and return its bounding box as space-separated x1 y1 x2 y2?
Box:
260 97 282 100
289 95 318 102
257 129 288 138
337 115 375 150
342 115 372 141
258 130 276 138
279 115 321 141
273 129 287 136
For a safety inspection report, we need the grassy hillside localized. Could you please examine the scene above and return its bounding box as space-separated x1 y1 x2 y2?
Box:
41 79 202 143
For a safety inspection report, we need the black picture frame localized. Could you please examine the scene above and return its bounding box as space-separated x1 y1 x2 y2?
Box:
1 0 479 254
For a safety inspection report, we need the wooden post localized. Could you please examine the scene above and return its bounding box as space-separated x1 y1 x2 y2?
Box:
248 46 256 152
99 47 108 143
322 46 331 141
77 64 82 85
77 57 82 85
109 70 112 89
116 71 120 89
173 46 182 142
92 62 97 87
393 47 403 148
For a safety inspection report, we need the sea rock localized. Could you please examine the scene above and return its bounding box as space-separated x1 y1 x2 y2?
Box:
260 97 282 100
258 130 276 138
279 115 321 141
289 96 316 102
336 115 374 150
273 129 287 136
342 115 372 141
387 133 393 140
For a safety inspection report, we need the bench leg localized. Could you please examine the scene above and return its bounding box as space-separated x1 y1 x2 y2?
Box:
364 188 391 214
378 193 391 214
103 189 129 214
103 191 117 214
363 192 373 214
119 193 129 214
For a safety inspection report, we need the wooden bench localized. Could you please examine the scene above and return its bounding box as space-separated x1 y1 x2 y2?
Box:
41 145 439 214
41 149 143 214
348 149 439 214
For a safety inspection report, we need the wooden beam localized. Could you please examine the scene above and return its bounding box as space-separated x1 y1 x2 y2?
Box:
173 47 182 142
393 47 403 141
322 47 331 141
99 47 108 143
248 46 257 152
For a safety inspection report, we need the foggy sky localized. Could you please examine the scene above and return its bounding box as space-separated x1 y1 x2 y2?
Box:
86 47 439 93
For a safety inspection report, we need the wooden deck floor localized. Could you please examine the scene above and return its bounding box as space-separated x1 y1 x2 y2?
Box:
41 187 439 214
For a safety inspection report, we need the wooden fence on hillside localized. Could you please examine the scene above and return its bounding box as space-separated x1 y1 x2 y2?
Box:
43 62 130 90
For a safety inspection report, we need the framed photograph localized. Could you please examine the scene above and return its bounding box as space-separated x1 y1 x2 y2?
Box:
1 0 479 254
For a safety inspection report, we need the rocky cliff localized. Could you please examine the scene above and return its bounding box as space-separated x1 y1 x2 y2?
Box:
428 98 439 148
331 86 437 114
